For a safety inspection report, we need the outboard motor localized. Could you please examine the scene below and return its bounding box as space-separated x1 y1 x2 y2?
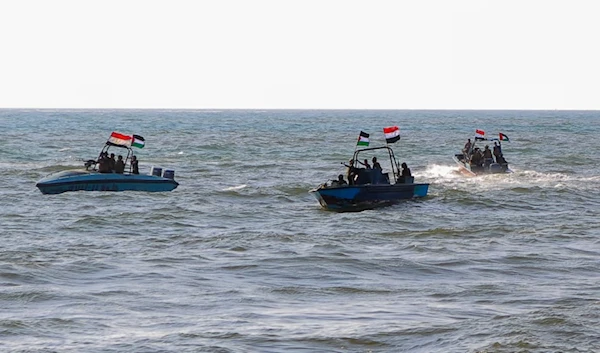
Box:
151 166 162 177
162 170 175 180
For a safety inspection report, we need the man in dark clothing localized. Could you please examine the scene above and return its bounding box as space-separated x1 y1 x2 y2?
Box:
344 159 357 185
470 148 483 167
371 157 382 170
463 139 472 154
358 159 371 169
483 145 493 159
114 155 125 174
331 174 347 187
108 153 116 172
493 142 503 163
483 145 494 168
97 152 110 173
401 162 412 177
131 155 139 174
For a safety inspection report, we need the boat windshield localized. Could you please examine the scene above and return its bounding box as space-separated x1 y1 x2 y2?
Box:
351 146 400 184
93 143 134 173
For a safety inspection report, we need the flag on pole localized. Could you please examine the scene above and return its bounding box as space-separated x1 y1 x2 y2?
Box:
357 131 370 146
108 131 132 146
383 126 400 143
499 133 509 142
132 134 145 148
475 129 486 141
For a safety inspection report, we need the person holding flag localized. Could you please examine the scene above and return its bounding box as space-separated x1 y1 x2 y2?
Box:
493 142 502 163
495 133 509 164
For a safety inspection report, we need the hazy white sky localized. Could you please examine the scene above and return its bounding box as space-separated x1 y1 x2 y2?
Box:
1 0 599 109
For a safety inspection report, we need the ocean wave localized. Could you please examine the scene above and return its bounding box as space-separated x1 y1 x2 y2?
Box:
3 109 600 352
222 184 247 191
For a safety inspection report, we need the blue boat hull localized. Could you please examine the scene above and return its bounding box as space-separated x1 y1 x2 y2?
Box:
311 183 429 212
36 170 178 195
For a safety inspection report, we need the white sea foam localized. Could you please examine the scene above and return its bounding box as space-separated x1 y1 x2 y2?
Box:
420 164 462 179
418 163 600 194
222 184 247 191
3 109 600 353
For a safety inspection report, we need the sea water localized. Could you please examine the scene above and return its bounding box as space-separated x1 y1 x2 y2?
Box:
1 109 599 352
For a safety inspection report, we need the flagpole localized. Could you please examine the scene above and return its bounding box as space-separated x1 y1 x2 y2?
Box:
352 131 362 168
382 128 394 177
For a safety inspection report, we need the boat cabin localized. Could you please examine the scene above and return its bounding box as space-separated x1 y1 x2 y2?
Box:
86 142 136 174
349 146 413 186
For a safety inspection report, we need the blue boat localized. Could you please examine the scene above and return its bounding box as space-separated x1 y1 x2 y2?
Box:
310 145 429 212
36 132 178 195
36 170 178 194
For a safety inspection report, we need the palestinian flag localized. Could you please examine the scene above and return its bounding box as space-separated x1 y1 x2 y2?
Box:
383 126 400 143
499 133 509 142
108 131 132 146
357 131 370 146
132 134 145 148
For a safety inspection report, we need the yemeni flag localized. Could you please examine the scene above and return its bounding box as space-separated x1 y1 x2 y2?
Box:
132 134 145 148
475 129 486 141
357 131 370 146
499 133 509 142
383 126 400 143
108 131 132 146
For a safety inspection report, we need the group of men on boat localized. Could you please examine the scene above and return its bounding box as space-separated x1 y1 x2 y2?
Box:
463 139 507 168
330 156 412 187
93 152 139 174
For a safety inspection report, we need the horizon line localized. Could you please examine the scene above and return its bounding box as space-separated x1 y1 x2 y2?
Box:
1 107 598 112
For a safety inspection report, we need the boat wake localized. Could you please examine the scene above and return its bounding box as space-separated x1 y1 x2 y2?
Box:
512 169 600 190
422 163 600 195
222 184 247 191
420 164 462 180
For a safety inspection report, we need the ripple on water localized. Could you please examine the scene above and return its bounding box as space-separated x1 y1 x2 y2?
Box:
2 109 600 352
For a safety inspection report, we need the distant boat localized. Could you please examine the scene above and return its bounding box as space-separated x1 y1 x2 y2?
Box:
453 130 512 176
36 132 178 194
310 144 429 212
